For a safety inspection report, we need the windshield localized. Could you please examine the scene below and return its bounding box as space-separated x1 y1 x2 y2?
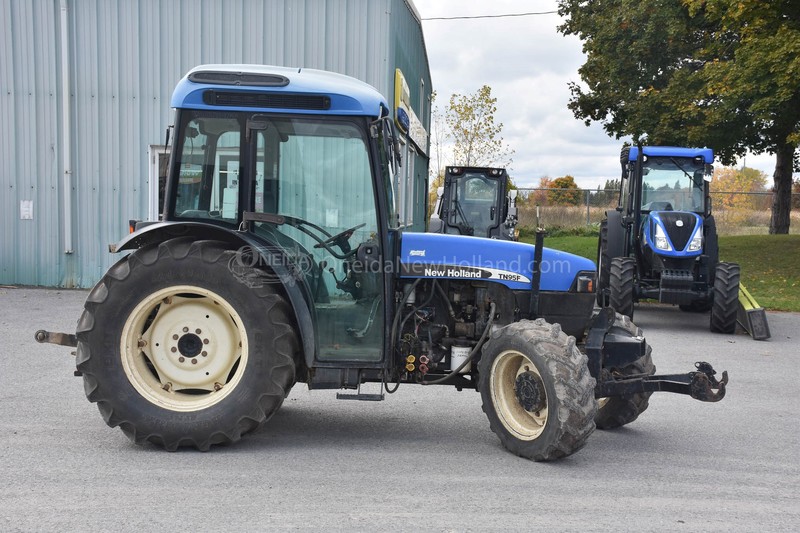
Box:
641 156 706 212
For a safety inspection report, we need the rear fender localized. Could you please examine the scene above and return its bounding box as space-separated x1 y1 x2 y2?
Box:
115 222 316 367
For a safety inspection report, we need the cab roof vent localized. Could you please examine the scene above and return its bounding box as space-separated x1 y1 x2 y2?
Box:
202 90 331 110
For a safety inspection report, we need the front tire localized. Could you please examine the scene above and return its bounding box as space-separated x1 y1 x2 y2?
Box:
710 262 740 334
478 319 597 461
595 314 655 429
609 257 636 319
76 238 299 450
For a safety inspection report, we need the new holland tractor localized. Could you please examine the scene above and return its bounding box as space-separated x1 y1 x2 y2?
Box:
428 166 518 240
36 66 728 461
596 146 740 333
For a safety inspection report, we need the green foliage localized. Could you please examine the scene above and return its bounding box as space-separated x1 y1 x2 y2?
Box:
548 175 582 206
557 0 800 233
444 85 514 167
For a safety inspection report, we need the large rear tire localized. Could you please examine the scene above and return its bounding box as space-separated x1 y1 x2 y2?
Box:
710 262 740 334
609 257 636 319
595 314 655 429
76 238 299 450
478 319 597 461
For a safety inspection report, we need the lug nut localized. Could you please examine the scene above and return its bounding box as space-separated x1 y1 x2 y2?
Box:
170 347 177 353
203 338 209 345
191 359 197 365
172 334 179 340
195 329 202 334
201 351 208 357
178 357 185 363
183 327 189 333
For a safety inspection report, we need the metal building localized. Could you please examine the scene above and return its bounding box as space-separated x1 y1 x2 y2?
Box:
0 0 431 288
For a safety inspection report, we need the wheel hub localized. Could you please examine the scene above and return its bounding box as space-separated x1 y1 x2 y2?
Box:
515 371 546 413
177 333 203 357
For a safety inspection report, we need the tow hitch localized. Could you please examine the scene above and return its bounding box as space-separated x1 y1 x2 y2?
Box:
597 361 728 402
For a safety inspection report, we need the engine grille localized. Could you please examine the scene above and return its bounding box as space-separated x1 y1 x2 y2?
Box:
658 212 697 251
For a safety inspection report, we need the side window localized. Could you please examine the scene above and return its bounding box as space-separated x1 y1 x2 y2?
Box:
174 117 241 222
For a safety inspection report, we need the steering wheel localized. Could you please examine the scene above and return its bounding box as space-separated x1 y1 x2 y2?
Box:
314 223 366 254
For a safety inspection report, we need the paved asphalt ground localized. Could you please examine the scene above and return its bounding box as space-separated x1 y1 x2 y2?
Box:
1 286 798 531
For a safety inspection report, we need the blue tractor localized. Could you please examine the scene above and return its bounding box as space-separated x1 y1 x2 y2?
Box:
37 67 727 461
597 146 740 333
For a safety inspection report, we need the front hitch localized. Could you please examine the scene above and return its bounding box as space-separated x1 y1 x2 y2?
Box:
597 361 728 402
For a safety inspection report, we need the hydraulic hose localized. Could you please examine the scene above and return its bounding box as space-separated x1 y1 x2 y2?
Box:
422 302 496 385
385 278 422 393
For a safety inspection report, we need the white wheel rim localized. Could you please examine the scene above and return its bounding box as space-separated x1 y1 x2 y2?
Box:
120 285 248 412
490 349 548 440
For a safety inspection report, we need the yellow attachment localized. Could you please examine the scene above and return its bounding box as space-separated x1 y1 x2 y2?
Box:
406 355 416 363
405 363 415 372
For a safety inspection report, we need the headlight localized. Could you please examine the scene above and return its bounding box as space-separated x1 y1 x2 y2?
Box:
654 224 672 251
687 230 703 252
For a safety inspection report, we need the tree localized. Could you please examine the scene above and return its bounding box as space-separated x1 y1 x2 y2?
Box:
557 0 800 233
445 85 514 167
531 176 554 205
549 175 582 206
591 178 621 207
711 166 768 210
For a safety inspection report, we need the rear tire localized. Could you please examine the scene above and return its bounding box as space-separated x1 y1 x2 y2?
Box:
595 314 655 429
76 238 299 450
478 319 597 461
609 257 636 319
710 262 740 334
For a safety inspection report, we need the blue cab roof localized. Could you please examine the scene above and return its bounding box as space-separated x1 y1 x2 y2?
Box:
171 64 388 117
628 146 714 164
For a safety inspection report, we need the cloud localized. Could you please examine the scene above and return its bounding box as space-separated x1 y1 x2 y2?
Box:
416 0 779 190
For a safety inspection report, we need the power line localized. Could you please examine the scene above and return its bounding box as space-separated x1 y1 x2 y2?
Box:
421 11 558 21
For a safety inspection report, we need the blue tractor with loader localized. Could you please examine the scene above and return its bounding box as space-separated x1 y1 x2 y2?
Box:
36 66 727 461
597 146 740 333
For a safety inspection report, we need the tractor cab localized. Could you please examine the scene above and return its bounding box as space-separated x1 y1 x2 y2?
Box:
429 166 518 240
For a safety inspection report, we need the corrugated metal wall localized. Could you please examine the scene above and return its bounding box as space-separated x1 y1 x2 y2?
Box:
0 0 431 288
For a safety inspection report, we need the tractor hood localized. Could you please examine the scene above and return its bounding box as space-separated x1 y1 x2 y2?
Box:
643 211 703 258
399 232 595 291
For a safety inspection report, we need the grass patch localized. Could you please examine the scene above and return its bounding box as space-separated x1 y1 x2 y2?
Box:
719 235 800 312
520 233 800 311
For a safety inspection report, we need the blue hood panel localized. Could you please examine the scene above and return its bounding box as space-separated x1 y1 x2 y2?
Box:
399 232 595 291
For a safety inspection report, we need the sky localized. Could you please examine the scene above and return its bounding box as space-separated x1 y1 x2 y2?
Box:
413 0 778 190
